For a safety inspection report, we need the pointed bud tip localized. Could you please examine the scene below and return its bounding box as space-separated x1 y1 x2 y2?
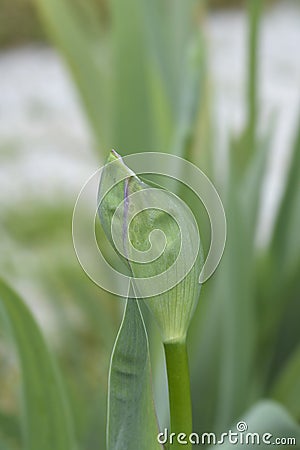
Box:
106 148 122 163
106 150 139 181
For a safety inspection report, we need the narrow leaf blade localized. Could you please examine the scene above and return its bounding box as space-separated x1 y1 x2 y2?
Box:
0 278 77 450
107 298 162 450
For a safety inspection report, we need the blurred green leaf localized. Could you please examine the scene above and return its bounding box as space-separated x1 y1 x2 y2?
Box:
33 0 110 149
189 131 272 433
8 0 300 446
213 401 300 449
0 278 77 450
144 0 197 112
244 0 262 161
271 345 300 421
256 119 300 385
107 298 162 450
271 118 300 281
231 0 263 172
144 0 204 155
0 412 20 449
197 187 256 432
33 0 203 156
110 0 155 152
241 125 274 239
172 34 204 160
0 440 9 450
1 203 73 245
41 265 116 448
189 282 223 434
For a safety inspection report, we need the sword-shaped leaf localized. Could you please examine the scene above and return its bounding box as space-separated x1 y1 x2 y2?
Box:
107 298 162 450
0 278 77 450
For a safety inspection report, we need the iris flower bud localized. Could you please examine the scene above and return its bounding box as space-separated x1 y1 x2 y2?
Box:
98 150 203 343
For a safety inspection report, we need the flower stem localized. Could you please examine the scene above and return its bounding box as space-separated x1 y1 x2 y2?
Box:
164 340 192 449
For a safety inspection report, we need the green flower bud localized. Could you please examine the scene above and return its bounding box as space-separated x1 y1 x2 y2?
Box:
98 150 203 343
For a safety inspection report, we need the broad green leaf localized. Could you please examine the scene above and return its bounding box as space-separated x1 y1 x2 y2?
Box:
0 278 77 450
212 401 300 449
107 298 162 450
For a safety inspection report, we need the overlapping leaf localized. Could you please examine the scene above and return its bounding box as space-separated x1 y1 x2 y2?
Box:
107 298 162 450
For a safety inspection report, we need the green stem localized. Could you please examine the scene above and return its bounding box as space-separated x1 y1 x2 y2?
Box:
164 340 192 449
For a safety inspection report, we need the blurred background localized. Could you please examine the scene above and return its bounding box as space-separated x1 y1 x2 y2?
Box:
0 0 300 449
